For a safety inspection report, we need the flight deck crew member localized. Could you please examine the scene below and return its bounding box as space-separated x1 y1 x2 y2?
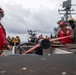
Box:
14 36 20 46
68 18 76 43
11 37 15 46
0 8 6 56
58 21 72 44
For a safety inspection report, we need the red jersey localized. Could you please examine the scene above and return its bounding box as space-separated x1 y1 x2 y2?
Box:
58 28 72 43
0 24 6 50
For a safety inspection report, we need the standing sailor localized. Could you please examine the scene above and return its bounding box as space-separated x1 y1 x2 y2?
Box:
0 8 6 56
58 21 72 44
68 18 76 43
14 36 20 46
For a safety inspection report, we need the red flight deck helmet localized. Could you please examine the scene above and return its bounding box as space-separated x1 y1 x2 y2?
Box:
59 21 67 27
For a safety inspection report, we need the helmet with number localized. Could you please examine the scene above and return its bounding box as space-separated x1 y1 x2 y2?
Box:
0 8 4 17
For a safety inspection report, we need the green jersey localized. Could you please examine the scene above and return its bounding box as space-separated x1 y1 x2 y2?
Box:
72 26 76 43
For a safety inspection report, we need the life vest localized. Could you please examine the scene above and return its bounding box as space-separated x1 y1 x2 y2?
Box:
58 28 72 43
11 38 15 43
14 37 18 43
1 24 6 37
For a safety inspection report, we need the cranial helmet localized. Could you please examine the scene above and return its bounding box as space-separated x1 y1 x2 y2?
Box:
59 21 66 26
69 18 75 21
0 8 4 17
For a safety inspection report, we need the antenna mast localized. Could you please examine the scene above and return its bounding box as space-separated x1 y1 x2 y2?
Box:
58 0 76 21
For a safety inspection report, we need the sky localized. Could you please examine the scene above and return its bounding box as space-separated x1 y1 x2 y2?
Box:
0 0 76 42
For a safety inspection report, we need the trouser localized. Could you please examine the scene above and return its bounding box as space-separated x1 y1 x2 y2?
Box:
35 47 43 55
0 50 3 55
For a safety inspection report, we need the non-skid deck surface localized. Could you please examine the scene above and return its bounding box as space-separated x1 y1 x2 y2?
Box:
0 54 76 75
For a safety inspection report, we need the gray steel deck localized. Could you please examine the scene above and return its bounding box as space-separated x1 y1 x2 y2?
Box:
0 55 76 75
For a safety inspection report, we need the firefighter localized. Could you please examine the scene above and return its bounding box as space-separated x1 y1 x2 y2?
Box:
58 21 72 44
11 37 15 46
0 8 6 56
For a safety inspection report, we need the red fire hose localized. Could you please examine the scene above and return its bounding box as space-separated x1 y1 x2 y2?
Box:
23 35 71 54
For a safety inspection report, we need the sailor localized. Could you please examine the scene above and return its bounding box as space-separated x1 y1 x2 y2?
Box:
45 35 49 39
38 34 44 43
39 34 44 39
0 8 6 56
6 36 12 46
58 21 72 44
11 37 15 46
14 36 20 46
68 18 76 43
35 34 44 55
